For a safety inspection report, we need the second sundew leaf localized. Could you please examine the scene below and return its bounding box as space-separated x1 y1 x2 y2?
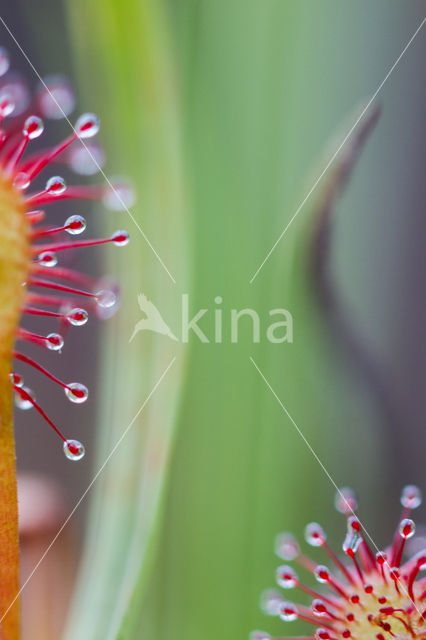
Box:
63 1 189 639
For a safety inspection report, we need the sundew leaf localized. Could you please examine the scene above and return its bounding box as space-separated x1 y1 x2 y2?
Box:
63 1 189 639
63 1 399 639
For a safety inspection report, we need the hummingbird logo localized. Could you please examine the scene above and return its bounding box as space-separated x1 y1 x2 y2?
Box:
129 294 178 342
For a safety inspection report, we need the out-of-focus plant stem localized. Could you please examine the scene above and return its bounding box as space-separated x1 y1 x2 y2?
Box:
64 1 188 638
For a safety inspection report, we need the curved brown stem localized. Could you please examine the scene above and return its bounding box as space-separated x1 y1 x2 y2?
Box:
310 105 406 449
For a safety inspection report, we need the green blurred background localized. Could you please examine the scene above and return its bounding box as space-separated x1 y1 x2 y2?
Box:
4 1 426 638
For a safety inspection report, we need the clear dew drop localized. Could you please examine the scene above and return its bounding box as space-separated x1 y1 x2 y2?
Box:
102 179 136 211
0 47 10 77
65 382 89 404
96 289 117 309
1 77 30 116
38 251 57 267
305 522 326 547
401 485 422 510
75 113 100 139
46 176 66 195
9 373 23 387
13 172 30 191
279 601 298 622
66 307 88 326
68 143 105 176
14 386 35 410
65 214 86 235
38 75 75 119
335 487 358 514
343 528 362 555
63 439 85 461
46 333 64 351
0 92 14 118
111 230 130 247
400 518 415 539
275 532 300 560
23 115 44 140
314 565 330 584
312 599 329 617
276 565 297 589
260 589 284 616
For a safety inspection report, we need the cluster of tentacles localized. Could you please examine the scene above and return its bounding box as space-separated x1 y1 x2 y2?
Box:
0 46 131 461
253 486 426 640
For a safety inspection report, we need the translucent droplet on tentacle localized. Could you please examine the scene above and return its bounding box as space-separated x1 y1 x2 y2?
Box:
305 522 326 547
15 386 35 410
38 75 75 119
75 113 100 139
314 565 331 584
63 439 85 461
275 532 300 560
111 230 129 247
65 382 88 404
102 178 135 211
0 92 14 118
23 115 44 140
335 487 357 514
46 175 66 195
13 172 30 190
401 485 422 510
94 278 119 319
96 289 117 309
278 601 298 622
38 251 57 267
46 333 64 351
65 214 86 235
343 528 362 555
399 518 415 539
260 589 283 616
0 48 10 77
27 209 45 223
312 599 329 617
276 565 297 589
66 308 88 326
1 76 30 115
68 142 105 176
10 373 23 387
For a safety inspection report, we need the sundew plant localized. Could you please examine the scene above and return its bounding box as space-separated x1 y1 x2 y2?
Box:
0 1 425 640
0 45 130 639
254 487 426 640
